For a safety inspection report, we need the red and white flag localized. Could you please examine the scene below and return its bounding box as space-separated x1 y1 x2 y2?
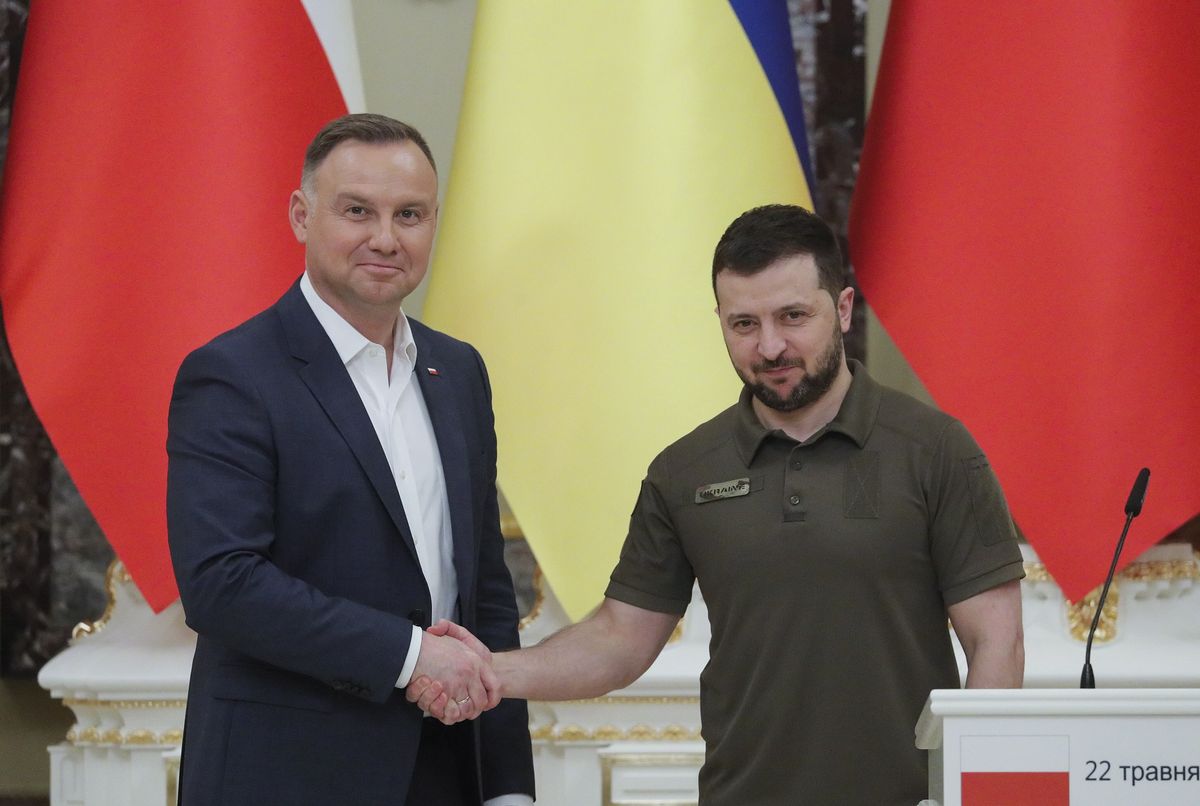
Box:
851 3 1200 603
960 735 1070 805
0 1 363 610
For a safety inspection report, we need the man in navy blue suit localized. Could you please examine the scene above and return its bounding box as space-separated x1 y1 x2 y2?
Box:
167 114 534 805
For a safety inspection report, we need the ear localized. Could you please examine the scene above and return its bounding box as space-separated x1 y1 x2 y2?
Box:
288 189 310 244
837 286 855 333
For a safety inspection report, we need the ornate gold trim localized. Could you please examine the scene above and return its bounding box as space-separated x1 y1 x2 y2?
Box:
666 618 685 644
123 729 159 745
167 754 180 806
62 698 187 710
530 723 701 743
1066 584 1119 643
601 752 705 806
72 560 131 640
65 726 185 748
1022 561 1054 583
1119 553 1200 582
500 511 523 540
518 565 546 631
1024 550 1200 588
556 695 700 706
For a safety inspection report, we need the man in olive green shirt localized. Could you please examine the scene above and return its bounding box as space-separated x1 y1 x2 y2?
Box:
413 205 1025 804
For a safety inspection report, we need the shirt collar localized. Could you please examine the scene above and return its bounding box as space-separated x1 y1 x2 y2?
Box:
299 272 418 369
733 358 882 464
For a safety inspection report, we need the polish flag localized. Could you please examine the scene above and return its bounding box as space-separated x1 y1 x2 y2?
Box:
0 1 363 610
851 4 1200 604
960 735 1070 805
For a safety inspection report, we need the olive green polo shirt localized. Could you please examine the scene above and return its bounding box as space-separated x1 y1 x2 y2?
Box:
606 360 1025 805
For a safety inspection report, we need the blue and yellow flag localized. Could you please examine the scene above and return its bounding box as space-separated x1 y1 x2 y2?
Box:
425 0 813 619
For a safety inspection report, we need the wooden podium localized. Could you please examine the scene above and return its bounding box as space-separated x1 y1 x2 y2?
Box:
915 689 1200 805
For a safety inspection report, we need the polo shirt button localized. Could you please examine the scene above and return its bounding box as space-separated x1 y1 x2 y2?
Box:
789 495 801 505
792 461 802 469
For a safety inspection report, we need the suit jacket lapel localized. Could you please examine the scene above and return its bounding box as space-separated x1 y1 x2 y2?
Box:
411 326 478 605
274 283 421 565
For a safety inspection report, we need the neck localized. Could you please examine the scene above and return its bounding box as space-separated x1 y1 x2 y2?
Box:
753 361 853 443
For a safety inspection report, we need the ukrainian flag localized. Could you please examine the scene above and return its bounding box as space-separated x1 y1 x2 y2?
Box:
425 0 813 620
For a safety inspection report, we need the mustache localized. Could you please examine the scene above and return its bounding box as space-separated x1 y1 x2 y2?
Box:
752 357 805 373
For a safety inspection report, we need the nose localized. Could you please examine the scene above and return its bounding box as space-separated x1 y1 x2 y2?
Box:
367 219 399 254
757 322 786 360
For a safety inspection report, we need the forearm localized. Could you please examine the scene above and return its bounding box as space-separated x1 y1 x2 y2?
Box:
495 629 627 700
950 579 1024 689
963 634 1024 688
495 602 677 701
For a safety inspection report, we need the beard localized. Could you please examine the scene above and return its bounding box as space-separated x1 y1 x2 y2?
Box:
739 326 844 413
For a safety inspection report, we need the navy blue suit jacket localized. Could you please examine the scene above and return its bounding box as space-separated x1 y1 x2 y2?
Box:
167 281 533 804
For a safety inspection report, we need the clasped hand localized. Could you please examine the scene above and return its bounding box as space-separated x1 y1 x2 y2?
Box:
407 620 499 724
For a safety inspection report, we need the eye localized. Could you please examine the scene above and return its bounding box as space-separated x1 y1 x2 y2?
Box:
783 309 808 322
346 205 368 217
731 319 756 331
399 208 422 222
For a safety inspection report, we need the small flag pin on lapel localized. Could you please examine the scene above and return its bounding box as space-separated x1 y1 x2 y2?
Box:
426 367 440 376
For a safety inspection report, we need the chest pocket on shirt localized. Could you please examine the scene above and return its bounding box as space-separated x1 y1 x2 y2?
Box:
843 451 881 518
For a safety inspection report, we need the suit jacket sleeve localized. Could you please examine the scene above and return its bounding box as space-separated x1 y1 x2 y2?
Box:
167 341 413 702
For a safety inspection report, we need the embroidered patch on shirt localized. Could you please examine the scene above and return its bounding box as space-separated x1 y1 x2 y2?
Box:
964 454 1016 545
695 477 751 504
843 451 881 518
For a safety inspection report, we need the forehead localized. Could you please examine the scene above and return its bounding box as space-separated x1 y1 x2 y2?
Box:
313 139 437 197
715 253 824 310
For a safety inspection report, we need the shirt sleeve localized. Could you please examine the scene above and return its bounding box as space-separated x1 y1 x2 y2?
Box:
927 419 1026 605
605 474 695 615
394 625 423 688
484 796 535 806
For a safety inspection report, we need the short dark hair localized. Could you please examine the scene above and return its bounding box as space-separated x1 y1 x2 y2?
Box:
301 113 435 192
711 204 845 299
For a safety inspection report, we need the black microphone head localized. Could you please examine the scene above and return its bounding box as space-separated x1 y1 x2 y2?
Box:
1124 467 1150 517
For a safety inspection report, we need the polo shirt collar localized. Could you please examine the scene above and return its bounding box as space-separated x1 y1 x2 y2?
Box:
732 358 881 464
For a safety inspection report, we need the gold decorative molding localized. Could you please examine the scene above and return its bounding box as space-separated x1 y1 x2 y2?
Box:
1032 549 1199 643
1119 552 1200 583
123 729 159 745
530 723 701 743
557 695 700 706
1066 584 1119 643
1022 560 1054 583
167 755 180 806
72 559 131 640
500 511 524 540
1023 550 1200 588
667 619 685 644
65 725 185 748
518 565 546 631
62 698 187 710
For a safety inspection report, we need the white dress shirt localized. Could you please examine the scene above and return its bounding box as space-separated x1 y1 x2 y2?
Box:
301 276 532 806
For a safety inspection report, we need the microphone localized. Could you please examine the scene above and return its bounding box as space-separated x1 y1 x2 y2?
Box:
1081 467 1150 688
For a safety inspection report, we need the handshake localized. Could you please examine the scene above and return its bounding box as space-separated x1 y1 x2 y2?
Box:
407 620 504 725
